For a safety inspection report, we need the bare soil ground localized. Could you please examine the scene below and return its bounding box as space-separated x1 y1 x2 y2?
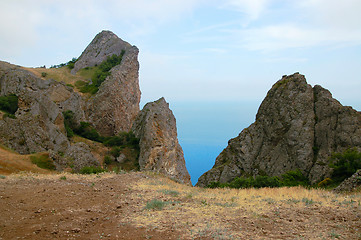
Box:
0 172 360 240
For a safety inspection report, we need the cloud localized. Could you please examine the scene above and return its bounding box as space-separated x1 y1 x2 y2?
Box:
236 24 361 51
0 0 203 64
221 0 361 51
222 0 271 24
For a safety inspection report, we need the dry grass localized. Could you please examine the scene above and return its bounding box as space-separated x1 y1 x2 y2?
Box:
0 145 53 175
1 171 360 239
129 172 361 239
23 66 96 97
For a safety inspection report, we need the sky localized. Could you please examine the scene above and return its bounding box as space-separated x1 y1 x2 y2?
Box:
1 0 361 184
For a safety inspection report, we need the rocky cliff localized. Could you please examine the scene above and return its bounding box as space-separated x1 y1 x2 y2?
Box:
0 61 99 171
132 98 191 184
197 73 361 187
75 30 141 136
0 30 189 182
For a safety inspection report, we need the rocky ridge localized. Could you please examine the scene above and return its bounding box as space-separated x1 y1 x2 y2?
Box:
197 73 361 187
0 31 190 182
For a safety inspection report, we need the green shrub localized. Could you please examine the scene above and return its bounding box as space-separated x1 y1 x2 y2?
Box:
30 153 56 170
78 51 125 94
0 94 18 114
280 169 309 186
207 169 309 189
41 72 47 77
50 57 77 69
74 122 102 142
254 175 281 188
104 131 139 148
329 148 361 184
79 166 106 174
63 110 75 138
60 176 67 180
0 175 6 179
67 58 77 69
104 155 112 165
3 113 16 119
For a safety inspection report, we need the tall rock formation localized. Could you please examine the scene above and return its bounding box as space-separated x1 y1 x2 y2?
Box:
0 30 190 184
197 73 361 187
75 30 141 136
132 98 191 184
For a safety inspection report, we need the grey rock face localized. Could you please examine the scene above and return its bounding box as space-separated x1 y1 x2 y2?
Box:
0 61 98 170
87 45 141 135
71 30 133 74
197 73 361 187
334 170 361 192
75 30 141 136
132 98 191 184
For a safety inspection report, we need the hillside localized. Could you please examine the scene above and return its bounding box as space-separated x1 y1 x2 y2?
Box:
0 145 53 175
0 172 360 239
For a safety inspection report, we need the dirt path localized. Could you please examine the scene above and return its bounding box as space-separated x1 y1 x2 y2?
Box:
0 173 179 239
0 172 360 239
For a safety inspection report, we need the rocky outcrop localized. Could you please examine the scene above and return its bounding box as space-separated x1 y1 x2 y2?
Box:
71 30 133 74
334 170 361 192
0 61 98 170
197 73 361 187
132 98 191 184
80 30 141 136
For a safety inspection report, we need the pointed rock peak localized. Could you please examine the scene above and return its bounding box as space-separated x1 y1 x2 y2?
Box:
271 72 308 90
71 30 136 74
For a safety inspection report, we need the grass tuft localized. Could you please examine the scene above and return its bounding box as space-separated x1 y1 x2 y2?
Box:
144 199 168 211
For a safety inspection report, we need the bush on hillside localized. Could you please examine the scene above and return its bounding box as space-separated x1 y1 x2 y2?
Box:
0 94 18 115
329 148 361 184
78 50 126 94
207 169 309 189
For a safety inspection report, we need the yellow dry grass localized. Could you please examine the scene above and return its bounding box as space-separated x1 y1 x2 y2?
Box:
129 173 361 239
23 66 95 97
0 145 52 175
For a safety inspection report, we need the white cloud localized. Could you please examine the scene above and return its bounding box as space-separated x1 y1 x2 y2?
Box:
236 24 361 51
0 0 203 64
299 0 361 30
222 0 271 24
221 0 361 51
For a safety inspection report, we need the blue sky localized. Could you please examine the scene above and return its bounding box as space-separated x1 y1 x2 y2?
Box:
1 0 361 184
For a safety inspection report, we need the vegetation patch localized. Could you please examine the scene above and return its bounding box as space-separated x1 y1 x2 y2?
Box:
207 169 309 189
329 148 361 185
79 166 106 174
0 94 18 117
50 57 77 69
144 199 168 211
77 51 125 94
62 110 140 171
30 153 56 170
